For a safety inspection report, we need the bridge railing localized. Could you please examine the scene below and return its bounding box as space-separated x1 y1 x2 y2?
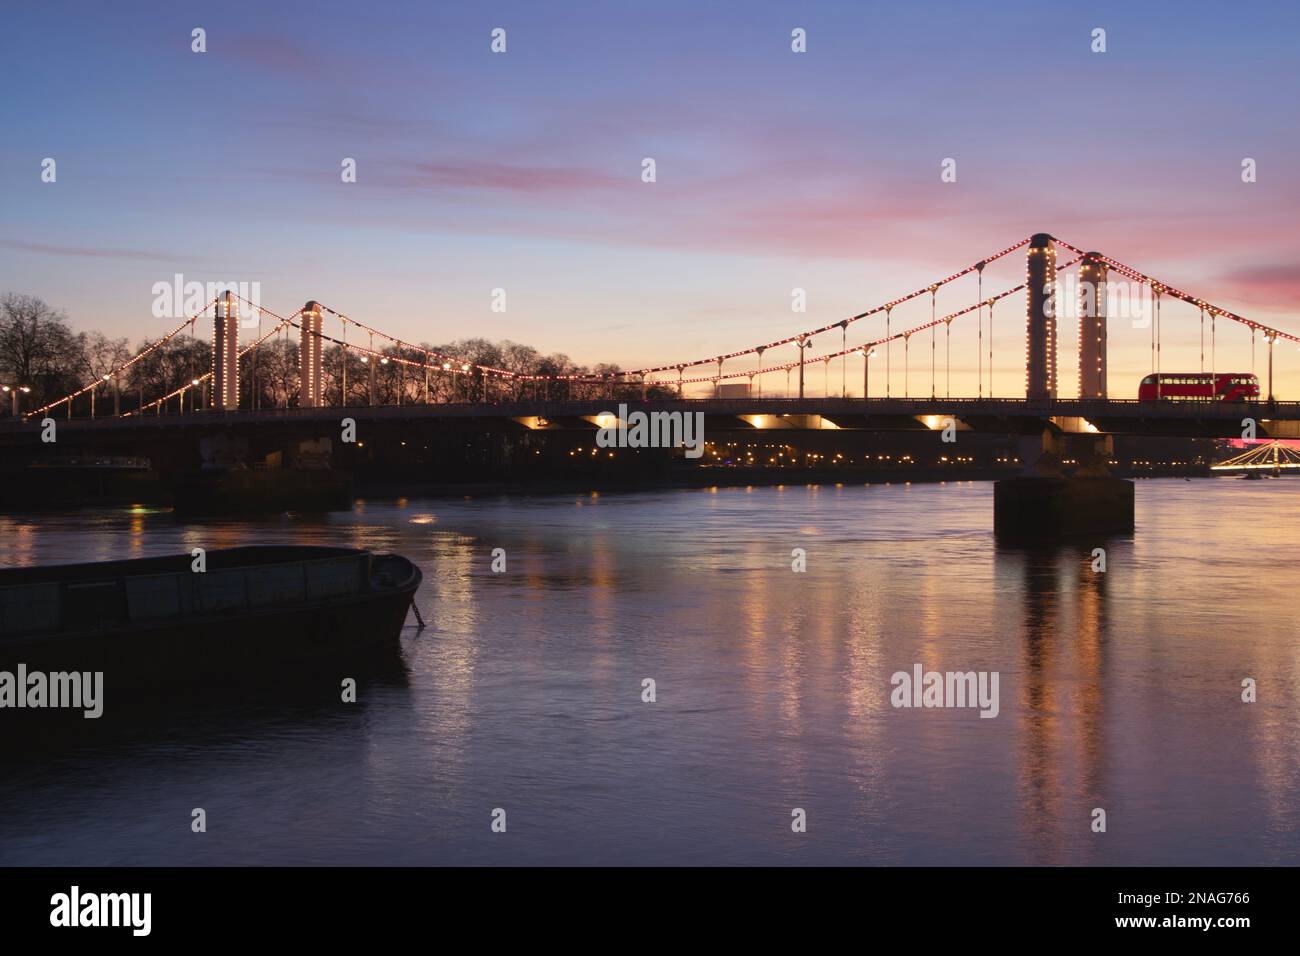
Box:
6 396 1300 431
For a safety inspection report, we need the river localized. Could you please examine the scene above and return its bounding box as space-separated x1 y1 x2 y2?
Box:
1 477 1297 865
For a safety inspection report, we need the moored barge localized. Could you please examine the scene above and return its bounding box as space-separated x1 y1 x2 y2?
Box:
0 546 421 689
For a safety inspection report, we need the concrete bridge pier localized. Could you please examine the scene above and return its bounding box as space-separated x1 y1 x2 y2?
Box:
1074 433 1115 477
994 429 1133 539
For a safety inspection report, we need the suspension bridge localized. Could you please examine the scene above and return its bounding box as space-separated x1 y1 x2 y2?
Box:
7 232 1299 426
2 232 1299 532
1210 441 1300 473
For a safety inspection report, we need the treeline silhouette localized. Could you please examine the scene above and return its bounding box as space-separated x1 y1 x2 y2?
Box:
0 293 673 416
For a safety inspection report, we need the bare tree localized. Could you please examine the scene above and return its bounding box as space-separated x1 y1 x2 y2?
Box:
323 343 372 406
241 337 299 408
1 290 668 413
127 336 210 412
0 293 81 405
79 330 133 415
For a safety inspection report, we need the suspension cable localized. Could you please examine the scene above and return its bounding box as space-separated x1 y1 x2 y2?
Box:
904 334 910 398
988 299 995 398
127 309 301 416
885 308 891 398
1212 312 1217 393
977 263 984 398
621 236 1033 378
840 323 847 398
930 289 936 399
1155 287 1162 399
26 298 219 418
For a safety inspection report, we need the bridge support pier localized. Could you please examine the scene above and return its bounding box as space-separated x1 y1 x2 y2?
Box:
994 430 1133 539
176 434 348 514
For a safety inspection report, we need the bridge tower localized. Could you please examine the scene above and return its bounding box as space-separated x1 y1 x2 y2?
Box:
1078 253 1108 399
299 300 324 407
1025 233 1057 399
213 290 240 410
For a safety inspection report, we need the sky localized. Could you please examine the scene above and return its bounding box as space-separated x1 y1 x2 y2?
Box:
2 0 1299 398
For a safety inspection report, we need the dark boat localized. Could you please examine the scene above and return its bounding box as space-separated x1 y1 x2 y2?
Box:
0 546 421 690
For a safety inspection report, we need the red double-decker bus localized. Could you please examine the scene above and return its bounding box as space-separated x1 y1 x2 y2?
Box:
1137 372 1259 402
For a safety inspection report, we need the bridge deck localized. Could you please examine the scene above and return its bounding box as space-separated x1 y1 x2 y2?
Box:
4 396 1299 439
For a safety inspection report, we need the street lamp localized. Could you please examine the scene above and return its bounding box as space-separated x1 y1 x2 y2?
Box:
862 347 877 398
359 355 377 406
89 372 112 419
796 336 814 399
191 379 201 413
105 373 124 416
2 384 32 417
1266 332 1277 403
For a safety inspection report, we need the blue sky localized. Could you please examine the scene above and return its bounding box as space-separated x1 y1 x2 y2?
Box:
2 0 1299 396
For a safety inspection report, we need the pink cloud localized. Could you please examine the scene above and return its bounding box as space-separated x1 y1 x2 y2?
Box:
404 160 627 194
226 34 314 74
0 239 186 262
1212 263 1300 308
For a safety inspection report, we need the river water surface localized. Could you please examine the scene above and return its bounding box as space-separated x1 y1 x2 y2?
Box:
1 477 1298 865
